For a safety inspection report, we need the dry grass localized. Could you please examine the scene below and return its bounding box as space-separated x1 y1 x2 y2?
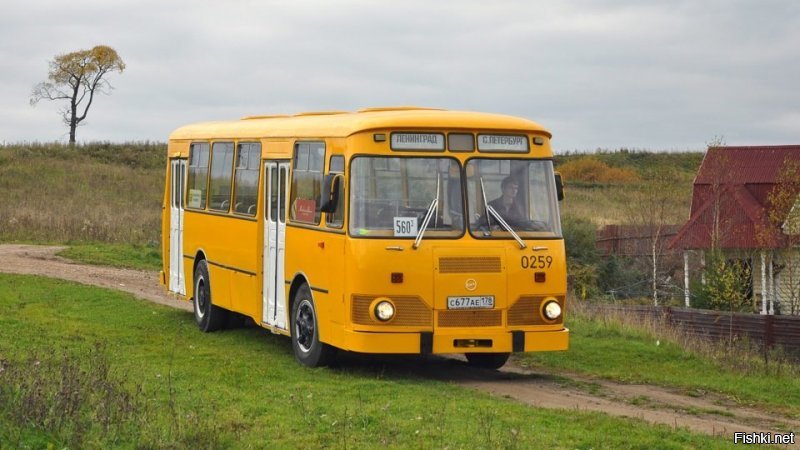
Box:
557 158 640 183
570 299 800 377
0 143 165 244
560 181 694 227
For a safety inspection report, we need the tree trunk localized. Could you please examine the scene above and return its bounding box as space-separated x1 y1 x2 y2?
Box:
652 240 658 306
69 101 77 144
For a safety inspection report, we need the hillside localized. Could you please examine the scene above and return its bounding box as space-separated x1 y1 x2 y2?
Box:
0 143 704 245
0 142 165 244
555 150 703 226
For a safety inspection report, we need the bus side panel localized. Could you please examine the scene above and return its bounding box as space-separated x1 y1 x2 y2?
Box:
183 211 259 312
319 231 346 347
284 226 341 344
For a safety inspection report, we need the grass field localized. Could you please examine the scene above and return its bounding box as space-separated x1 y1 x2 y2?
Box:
0 273 742 449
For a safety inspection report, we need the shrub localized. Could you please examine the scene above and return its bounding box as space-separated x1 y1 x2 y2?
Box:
562 216 601 299
701 255 752 313
557 158 639 184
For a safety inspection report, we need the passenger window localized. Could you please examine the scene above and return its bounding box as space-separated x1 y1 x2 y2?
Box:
187 143 209 209
208 142 235 211
326 155 345 228
290 142 325 224
233 142 261 216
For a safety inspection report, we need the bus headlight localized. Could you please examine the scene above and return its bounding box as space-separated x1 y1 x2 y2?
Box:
543 300 562 321
374 300 395 322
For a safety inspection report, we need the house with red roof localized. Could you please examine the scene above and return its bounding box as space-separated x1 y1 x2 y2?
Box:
669 145 800 315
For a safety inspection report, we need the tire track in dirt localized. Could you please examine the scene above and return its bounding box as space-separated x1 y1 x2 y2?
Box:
0 244 189 311
1 244 797 446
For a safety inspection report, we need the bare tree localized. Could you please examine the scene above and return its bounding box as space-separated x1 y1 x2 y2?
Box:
624 170 683 305
30 45 125 144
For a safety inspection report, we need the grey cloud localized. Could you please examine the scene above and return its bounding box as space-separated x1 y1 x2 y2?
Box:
0 0 798 150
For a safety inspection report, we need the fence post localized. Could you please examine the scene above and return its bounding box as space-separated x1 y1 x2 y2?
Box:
764 314 774 351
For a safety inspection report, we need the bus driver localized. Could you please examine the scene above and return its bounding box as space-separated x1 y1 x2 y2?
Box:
488 176 525 224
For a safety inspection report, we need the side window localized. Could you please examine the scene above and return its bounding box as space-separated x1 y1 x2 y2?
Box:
326 155 345 228
208 142 235 211
179 163 185 208
187 143 209 209
268 165 278 222
233 142 261 216
279 166 287 224
290 141 325 224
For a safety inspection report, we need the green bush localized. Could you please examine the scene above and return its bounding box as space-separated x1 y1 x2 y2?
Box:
701 255 752 313
562 216 601 299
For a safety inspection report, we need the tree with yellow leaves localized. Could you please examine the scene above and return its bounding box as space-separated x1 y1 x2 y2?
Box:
30 45 125 144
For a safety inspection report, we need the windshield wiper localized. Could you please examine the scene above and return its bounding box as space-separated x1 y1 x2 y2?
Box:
413 174 440 249
486 205 526 249
479 177 526 249
480 177 492 234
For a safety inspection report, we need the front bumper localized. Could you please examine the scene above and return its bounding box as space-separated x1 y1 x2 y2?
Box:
339 327 569 354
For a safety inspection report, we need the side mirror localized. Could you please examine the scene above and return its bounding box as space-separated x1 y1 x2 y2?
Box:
554 172 564 201
320 173 343 213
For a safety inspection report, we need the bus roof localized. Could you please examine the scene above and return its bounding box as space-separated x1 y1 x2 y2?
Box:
168 107 551 141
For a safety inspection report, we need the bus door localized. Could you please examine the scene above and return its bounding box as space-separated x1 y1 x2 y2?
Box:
168 159 186 295
263 161 289 330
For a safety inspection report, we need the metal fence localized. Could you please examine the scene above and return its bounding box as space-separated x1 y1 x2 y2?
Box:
582 304 800 356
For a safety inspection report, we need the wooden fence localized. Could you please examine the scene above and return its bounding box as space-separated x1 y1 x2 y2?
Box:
582 304 800 356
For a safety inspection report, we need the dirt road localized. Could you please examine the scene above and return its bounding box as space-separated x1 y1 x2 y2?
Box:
1 244 797 445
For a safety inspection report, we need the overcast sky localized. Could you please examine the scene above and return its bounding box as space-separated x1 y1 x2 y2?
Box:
1 0 798 152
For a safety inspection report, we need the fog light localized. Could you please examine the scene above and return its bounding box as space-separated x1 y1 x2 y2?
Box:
375 300 395 322
543 301 562 320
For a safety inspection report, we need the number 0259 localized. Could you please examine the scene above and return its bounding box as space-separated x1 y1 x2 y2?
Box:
521 255 552 269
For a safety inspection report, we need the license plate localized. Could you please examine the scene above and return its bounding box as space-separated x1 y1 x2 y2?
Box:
447 296 495 309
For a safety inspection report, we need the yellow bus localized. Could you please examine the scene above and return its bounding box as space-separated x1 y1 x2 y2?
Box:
161 107 568 368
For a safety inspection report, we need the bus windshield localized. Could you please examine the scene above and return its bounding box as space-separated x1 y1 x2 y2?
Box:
466 159 562 238
349 157 464 238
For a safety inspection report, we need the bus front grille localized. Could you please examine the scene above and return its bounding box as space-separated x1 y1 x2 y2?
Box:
507 296 564 325
437 310 502 327
351 295 432 326
438 257 501 274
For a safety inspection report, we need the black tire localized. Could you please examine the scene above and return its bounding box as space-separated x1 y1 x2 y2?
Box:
193 260 229 332
291 284 336 367
465 352 510 370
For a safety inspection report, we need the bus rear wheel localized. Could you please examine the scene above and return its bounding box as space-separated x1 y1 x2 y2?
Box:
291 284 336 367
193 260 228 332
465 352 510 370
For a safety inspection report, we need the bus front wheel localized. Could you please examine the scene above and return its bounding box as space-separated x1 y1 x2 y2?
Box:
291 285 337 367
465 352 510 370
193 260 228 332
